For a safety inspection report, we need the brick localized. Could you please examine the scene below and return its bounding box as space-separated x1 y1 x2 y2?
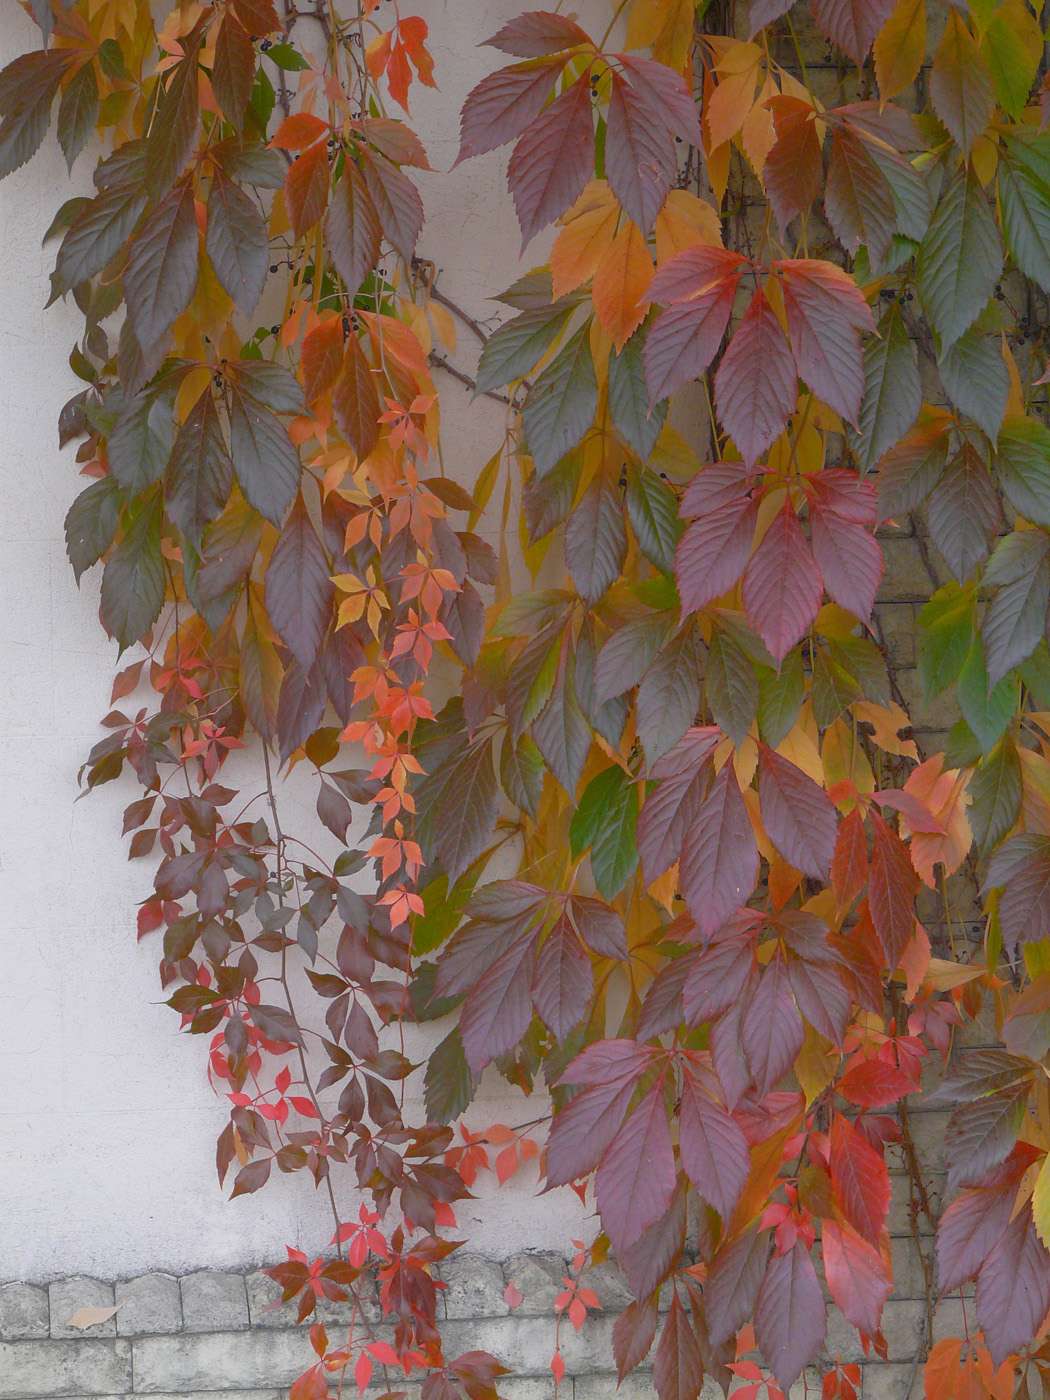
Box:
441 1313 618 1377
580 1263 632 1314
115 1273 181 1336
0 1338 132 1397
503 1254 566 1316
246 1269 302 1329
895 667 962 733
825 1300 925 1363
878 538 946 602
440 1254 509 1319
0 1281 48 1339
49 1277 117 1338
874 603 916 668
59 1394 280 1400
180 1270 250 1332
859 1362 923 1400
132 1328 316 1391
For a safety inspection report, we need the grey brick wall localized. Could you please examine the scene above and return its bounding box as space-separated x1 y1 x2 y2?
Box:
0 1237 975 1400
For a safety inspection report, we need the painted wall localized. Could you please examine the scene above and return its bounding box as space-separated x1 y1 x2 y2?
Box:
0 0 619 1283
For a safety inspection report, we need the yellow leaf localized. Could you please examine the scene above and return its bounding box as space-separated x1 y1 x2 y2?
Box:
591 222 653 352
67 1306 121 1330
704 43 762 154
821 717 876 800
924 957 986 992
1032 1153 1050 1250
972 132 999 187
873 0 925 101
740 75 777 177
648 423 701 479
853 701 919 759
654 189 723 265
551 181 620 299
776 722 824 787
175 364 214 422
707 141 731 208
795 1023 838 1105
1003 333 1025 418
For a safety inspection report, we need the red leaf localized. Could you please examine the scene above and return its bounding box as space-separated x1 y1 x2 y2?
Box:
783 947 851 1047
811 0 895 67
867 810 918 970
754 1241 826 1392
808 506 883 624
757 744 838 880
742 953 804 1097
507 75 595 247
836 1059 915 1109
301 318 344 404
613 1295 659 1381
264 494 334 671
638 764 711 883
324 165 381 300
675 496 759 614
647 245 749 307
682 927 756 1027
333 335 380 462
936 1180 1020 1296
531 914 593 1044
777 258 874 425
595 1082 677 1255
653 1292 704 1400
618 55 702 147
742 501 823 661
485 12 591 57
457 56 567 162
704 1227 768 1346
831 808 869 908
762 97 823 231
679 764 758 938
605 70 676 235
829 1111 891 1247
643 276 740 404
976 1207 1050 1366
679 1070 750 1220
748 0 795 36
459 932 539 1072
714 285 798 465
821 1220 892 1339
546 1077 640 1187
284 141 329 239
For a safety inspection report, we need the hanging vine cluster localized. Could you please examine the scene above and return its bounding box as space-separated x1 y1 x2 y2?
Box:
9 0 1050 1395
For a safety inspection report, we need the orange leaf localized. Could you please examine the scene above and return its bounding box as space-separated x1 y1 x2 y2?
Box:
591 222 653 352
924 1339 962 1400
550 181 619 299
655 189 723 264
272 112 330 150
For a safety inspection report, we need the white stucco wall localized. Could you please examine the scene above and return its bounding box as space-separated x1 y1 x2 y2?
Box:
0 0 612 1282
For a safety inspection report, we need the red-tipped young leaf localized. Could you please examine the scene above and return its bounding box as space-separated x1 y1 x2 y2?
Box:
742 501 824 662
714 285 798 465
754 1241 826 1392
757 744 838 880
679 764 758 938
595 1082 677 1256
507 74 594 247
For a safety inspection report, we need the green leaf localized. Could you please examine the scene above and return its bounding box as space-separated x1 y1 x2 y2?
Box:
929 8 994 155
999 149 1050 296
531 639 591 795
206 171 268 314
475 300 575 394
812 647 861 729
757 647 804 747
957 637 1017 756
981 530 1050 686
981 11 1039 119
1021 644 1050 709
65 476 121 583
636 626 703 765
99 495 165 650
0 50 69 179
707 621 758 745
927 443 999 583
850 305 920 472
609 326 668 462
996 416 1050 530
521 323 598 477
876 420 949 519
56 62 99 171
916 168 1002 350
500 731 545 820
938 330 1008 443
917 584 974 699
97 39 129 82
569 765 639 899
236 360 305 415
55 180 148 292
165 389 234 546
425 1027 479 1124
564 469 627 603
229 384 301 526
108 382 178 497
626 465 681 575
412 871 478 957
829 635 891 706
969 735 1022 853
263 42 310 70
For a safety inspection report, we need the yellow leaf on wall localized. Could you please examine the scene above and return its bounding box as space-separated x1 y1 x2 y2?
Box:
873 0 926 101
